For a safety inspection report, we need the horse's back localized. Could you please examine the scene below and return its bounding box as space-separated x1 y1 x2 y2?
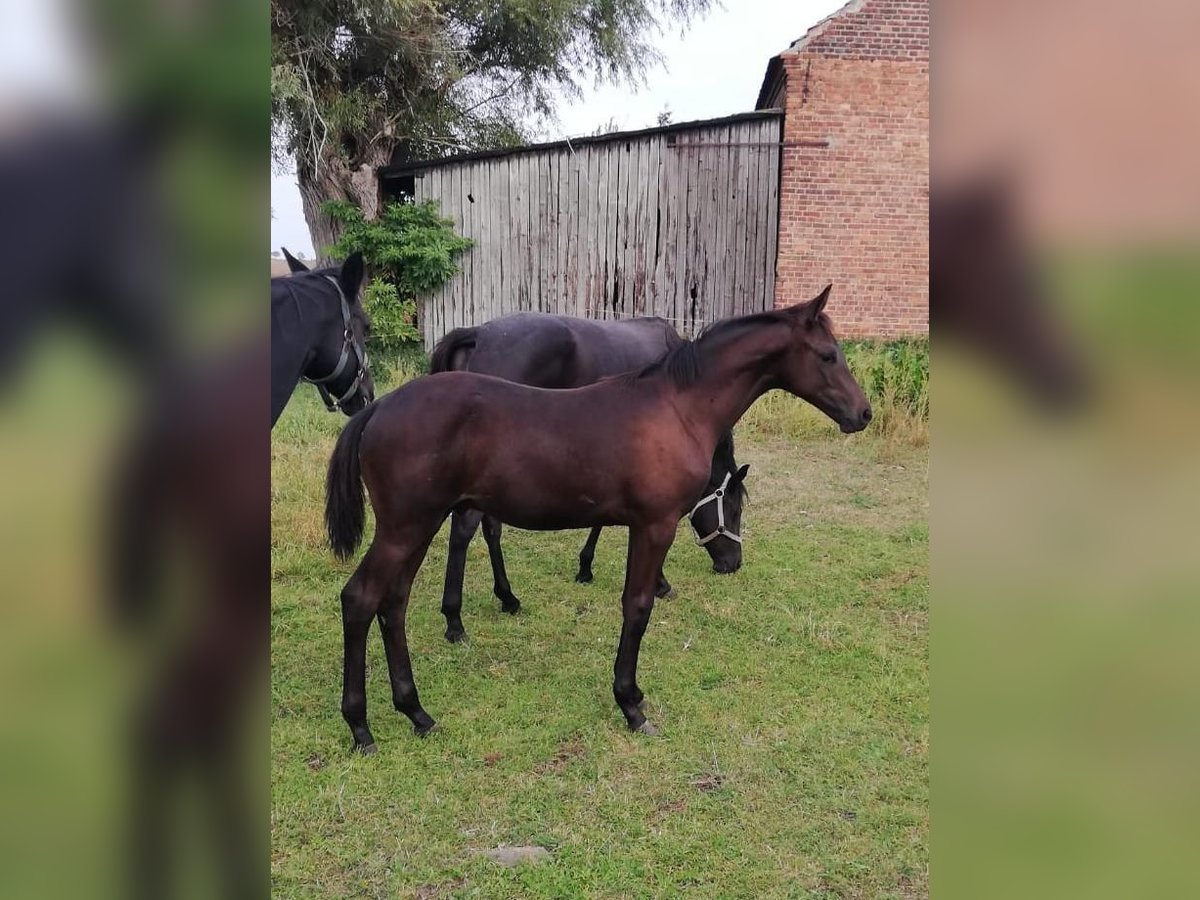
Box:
462 312 679 386
459 313 579 386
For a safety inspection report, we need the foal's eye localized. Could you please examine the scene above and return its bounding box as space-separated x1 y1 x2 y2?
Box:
820 351 837 364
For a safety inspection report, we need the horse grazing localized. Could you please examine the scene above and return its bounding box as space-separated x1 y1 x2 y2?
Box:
428 313 749 643
270 251 374 427
325 285 870 752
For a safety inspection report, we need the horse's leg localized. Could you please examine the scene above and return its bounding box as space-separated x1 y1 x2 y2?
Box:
575 526 603 584
339 539 405 753
440 507 483 643
612 522 677 734
480 514 520 613
655 566 675 599
377 524 441 736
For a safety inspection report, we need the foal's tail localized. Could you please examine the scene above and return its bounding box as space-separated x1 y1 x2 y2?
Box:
429 325 478 374
325 403 379 561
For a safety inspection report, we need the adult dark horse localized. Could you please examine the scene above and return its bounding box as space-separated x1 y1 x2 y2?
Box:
270 251 374 427
325 285 871 751
428 313 749 643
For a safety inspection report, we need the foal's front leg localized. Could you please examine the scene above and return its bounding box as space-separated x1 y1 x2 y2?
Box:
613 522 678 734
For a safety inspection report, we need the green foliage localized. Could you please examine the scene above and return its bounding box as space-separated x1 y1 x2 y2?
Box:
363 278 420 341
847 339 929 419
844 339 929 444
323 198 472 354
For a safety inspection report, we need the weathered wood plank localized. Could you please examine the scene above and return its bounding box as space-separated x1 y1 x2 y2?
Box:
715 126 732 321
621 139 635 318
633 138 649 317
748 120 767 313
763 116 782 313
555 150 567 317
671 134 689 330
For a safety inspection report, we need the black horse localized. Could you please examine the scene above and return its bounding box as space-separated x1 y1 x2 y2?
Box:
429 313 749 643
270 251 374 427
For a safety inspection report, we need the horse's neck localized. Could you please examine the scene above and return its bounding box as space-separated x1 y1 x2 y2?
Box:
676 320 789 442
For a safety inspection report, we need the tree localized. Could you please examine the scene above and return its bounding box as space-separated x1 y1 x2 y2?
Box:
271 0 713 259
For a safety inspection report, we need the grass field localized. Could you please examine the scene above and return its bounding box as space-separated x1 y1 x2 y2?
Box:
272 366 928 898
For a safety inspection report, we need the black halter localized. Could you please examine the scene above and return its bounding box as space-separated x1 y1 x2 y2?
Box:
302 275 370 412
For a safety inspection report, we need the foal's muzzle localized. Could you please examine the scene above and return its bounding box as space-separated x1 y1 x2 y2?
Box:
840 405 874 433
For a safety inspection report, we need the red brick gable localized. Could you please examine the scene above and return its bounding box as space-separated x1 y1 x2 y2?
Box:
790 0 928 61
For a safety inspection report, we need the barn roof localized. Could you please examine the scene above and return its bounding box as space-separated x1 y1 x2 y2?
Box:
378 108 783 179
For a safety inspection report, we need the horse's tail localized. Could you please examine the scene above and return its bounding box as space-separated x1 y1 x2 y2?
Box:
429 326 478 374
325 403 379 561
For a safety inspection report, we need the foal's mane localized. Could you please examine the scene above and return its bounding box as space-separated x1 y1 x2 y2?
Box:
625 306 832 391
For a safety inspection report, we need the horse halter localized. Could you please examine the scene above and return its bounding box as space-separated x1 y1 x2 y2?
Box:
302 275 370 412
688 470 742 547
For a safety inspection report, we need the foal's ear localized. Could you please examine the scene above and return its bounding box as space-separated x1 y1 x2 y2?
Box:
282 246 309 273
804 284 833 325
731 464 750 486
339 252 366 299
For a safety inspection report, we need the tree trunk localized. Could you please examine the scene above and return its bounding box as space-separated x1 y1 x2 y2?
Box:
297 141 391 265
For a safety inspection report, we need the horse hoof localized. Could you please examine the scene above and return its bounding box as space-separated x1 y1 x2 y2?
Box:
635 720 660 737
656 587 676 600
355 742 378 756
501 601 521 615
445 628 467 644
575 571 593 584
414 721 440 738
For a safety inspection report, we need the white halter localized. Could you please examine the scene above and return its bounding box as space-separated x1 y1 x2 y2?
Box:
688 470 742 547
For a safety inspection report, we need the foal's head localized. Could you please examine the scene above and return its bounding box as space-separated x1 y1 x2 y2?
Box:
777 285 872 434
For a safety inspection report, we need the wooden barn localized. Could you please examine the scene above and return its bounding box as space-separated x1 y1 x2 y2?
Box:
378 111 785 349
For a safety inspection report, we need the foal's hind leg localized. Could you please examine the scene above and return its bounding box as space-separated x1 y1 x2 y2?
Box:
481 515 520 613
440 508 483 643
378 527 440 736
575 526 603 583
339 542 405 753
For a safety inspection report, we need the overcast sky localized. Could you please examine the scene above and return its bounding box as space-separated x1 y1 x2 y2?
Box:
271 0 843 256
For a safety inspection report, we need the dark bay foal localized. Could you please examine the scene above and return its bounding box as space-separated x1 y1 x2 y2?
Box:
428 312 748 643
325 285 871 751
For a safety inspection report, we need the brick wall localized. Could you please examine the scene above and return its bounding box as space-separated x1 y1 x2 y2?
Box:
769 0 928 337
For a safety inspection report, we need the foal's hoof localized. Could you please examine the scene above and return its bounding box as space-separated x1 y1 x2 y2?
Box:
414 721 440 738
656 585 676 600
355 742 379 756
445 627 467 644
635 720 661 737
500 601 521 615
575 570 594 584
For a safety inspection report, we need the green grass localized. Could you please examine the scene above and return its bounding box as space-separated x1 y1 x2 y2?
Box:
272 370 928 899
